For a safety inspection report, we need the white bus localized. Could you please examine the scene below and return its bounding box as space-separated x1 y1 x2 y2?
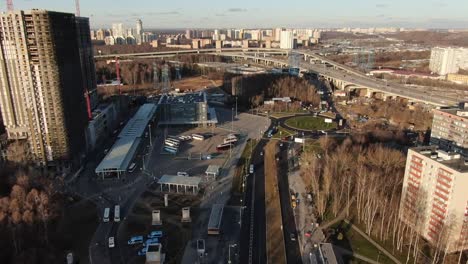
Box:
192 134 205 141
167 136 181 143
103 207 110 222
223 137 238 144
114 205 120 222
164 140 179 147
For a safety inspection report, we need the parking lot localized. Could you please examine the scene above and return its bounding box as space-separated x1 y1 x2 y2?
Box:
147 126 239 182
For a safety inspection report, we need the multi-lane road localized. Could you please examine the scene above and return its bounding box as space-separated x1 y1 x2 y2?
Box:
239 139 268 264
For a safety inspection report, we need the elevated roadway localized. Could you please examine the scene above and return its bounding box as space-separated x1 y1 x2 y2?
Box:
94 48 461 107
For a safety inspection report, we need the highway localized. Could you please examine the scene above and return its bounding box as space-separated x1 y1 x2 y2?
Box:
94 47 462 106
240 139 268 264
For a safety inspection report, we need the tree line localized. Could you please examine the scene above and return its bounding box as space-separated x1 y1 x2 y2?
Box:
301 136 466 263
0 166 65 263
225 74 321 108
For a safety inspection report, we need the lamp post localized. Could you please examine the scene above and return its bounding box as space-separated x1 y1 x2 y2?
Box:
148 123 152 147
228 243 237 264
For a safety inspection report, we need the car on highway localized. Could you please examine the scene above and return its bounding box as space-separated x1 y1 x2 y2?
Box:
127 236 144 245
249 164 254 174
128 162 137 173
290 233 296 241
108 237 115 248
147 230 163 239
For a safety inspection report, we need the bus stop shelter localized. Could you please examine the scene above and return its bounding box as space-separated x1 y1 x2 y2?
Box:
157 175 202 194
205 165 220 179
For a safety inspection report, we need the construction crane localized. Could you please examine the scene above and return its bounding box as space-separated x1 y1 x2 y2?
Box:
6 0 13 12
75 0 80 16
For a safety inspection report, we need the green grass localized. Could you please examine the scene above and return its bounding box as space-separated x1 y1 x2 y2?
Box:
285 116 337 131
269 111 306 119
330 221 394 264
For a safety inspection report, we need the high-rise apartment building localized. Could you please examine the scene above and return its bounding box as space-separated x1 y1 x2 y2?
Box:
0 10 90 168
430 103 468 156
112 23 125 38
273 27 283 42
135 19 143 44
399 146 468 253
430 47 468 75
280 30 295 49
96 29 105 40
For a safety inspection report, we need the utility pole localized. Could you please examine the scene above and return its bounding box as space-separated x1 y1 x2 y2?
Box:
148 123 152 146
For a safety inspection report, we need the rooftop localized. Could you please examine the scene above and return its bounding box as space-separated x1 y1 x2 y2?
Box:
413 146 468 173
157 175 202 186
205 165 221 174
207 204 224 229
95 103 157 174
159 92 206 105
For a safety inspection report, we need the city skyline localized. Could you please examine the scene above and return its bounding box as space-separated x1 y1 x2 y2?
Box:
11 0 468 29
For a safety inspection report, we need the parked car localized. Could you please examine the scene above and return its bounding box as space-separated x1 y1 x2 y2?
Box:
290 233 296 241
144 238 159 247
147 230 163 239
127 236 144 245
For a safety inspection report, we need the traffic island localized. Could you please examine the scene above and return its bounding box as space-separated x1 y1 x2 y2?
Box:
284 115 337 131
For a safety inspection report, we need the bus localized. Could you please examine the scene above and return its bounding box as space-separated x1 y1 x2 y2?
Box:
103 207 110 222
164 146 178 154
192 134 205 141
207 204 224 235
216 143 233 151
114 205 120 222
164 140 179 147
166 136 181 143
223 137 238 144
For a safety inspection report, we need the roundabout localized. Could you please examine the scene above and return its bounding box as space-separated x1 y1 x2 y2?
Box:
274 114 338 137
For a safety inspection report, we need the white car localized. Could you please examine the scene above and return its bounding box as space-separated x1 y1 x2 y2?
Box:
109 237 115 248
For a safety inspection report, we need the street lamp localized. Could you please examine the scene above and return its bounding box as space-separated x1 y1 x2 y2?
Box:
228 243 238 264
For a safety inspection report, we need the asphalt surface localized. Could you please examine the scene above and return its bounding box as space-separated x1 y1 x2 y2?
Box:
239 139 268 264
277 142 302 264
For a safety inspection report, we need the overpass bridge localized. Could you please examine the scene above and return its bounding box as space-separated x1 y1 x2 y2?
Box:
94 48 461 107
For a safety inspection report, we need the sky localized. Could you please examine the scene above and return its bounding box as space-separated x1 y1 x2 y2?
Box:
9 0 468 29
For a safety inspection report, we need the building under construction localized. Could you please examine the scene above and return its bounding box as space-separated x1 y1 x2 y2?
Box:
0 10 92 169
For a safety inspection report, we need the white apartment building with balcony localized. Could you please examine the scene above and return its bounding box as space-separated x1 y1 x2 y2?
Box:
430 47 468 75
399 146 468 253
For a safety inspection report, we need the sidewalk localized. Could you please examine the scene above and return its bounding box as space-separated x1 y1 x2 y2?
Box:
344 219 401 264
